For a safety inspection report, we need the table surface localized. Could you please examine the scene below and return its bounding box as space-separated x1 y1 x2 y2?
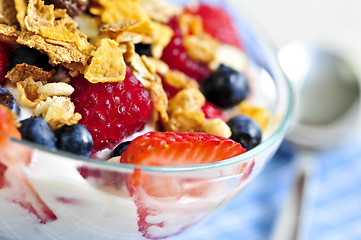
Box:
169 136 361 240
170 1 361 239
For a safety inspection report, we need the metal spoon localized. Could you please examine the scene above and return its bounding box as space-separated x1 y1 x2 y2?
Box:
271 42 361 240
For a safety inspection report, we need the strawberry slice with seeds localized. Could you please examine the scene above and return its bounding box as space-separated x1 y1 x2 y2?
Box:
186 3 244 49
121 132 245 166
120 132 248 238
0 105 57 223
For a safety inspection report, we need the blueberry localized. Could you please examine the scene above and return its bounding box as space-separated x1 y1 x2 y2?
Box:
18 117 56 148
111 141 131 158
10 46 53 71
227 115 262 151
202 64 249 108
0 85 20 115
55 124 93 157
134 43 152 56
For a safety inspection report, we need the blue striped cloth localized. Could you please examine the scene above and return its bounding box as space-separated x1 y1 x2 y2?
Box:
301 135 361 240
169 133 361 240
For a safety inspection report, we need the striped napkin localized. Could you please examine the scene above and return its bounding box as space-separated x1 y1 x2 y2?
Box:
300 134 361 240
169 133 361 240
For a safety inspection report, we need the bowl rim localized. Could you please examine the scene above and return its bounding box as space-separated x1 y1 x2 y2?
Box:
8 72 294 174
4 1 295 173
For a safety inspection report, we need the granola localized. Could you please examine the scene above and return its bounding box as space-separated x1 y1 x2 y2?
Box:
0 0 271 157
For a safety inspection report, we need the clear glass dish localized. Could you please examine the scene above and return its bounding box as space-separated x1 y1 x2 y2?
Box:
0 0 294 239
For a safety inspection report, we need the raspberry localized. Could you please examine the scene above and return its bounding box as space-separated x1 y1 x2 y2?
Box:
186 3 243 49
71 67 152 156
0 42 11 83
161 16 211 84
201 101 227 121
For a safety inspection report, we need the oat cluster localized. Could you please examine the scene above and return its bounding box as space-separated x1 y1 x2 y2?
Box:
0 0 269 139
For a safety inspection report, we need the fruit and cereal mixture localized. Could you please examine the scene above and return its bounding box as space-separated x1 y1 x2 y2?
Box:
0 0 270 162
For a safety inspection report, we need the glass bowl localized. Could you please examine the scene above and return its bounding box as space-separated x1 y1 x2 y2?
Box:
0 0 293 239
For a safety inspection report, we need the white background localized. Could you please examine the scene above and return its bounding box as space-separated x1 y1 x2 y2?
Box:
231 0 361 78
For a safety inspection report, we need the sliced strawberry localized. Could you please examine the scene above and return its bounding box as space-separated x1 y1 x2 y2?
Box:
0 104 21 143
121 131 245 166
77 165 128 195
186 3 244 49
0 161 6 188
201 101 227 121
0 105 57 223
120 132 248 238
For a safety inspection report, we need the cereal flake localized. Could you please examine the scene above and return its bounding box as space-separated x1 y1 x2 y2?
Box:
33 96 81 129
139 0 182 23
238 101 271 131
202 119 231 138
93 0 154 38
14 0 28 29
16 0 95 75
0 0 18 26
165 111 205 132
6 63 55 83
16 77 43 108
84 38 126 83
168 88 205 114
163 70 198 90
149 81 169 122
165 88 206 132
0 24 19 44
151 21 173 59
25 0 92 53
179 13 218 64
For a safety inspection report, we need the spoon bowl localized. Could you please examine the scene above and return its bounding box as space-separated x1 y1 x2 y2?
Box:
278 42 360 149
271 42 361 240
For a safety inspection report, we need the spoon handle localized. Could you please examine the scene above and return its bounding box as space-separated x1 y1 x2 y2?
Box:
270 151 314 240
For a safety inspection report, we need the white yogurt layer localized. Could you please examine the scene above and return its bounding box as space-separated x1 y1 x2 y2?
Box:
0 149 142 240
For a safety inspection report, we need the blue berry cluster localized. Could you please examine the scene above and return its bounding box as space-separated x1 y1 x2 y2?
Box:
18 117 94 157
202 64 262 150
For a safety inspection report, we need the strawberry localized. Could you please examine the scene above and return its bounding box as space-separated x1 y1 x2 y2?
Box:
186 3 244 49
121 131 246 166
0 105 57 223
120 132 248 238
0 105 20 143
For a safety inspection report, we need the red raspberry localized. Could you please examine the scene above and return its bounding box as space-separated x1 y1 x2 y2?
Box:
71 67 152 156
161 16 212 84
0 42 11 83
201 101 227 121
186 3 244 49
